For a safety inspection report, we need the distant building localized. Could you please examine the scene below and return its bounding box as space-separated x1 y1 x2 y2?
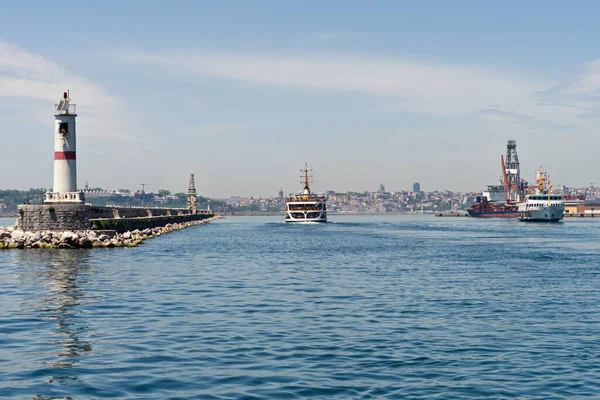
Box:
378 183 385 194
564 202 600 215
413 182 421 192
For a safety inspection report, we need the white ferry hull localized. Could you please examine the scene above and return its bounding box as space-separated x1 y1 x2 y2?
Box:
518 205 564 222
285 200 327 223
285 206 327 223
285 212 327 223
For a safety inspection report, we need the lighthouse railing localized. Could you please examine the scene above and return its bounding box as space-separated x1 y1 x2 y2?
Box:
54 103 77 115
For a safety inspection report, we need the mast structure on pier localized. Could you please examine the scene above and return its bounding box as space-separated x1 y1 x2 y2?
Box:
187 172 197 214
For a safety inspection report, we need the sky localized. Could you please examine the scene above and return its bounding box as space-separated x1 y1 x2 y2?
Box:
2 1 600 197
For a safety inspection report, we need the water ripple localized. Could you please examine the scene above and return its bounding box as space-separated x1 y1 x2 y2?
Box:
1 216 600 398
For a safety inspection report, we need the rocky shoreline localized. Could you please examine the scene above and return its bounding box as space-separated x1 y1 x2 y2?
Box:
0 215 223 249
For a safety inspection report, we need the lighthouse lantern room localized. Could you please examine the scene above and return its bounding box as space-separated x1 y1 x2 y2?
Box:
45 92 85 204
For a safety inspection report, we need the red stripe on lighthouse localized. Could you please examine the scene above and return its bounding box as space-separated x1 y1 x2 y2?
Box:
54 151 76 160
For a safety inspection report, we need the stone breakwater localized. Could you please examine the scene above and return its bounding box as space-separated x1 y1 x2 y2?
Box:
0 215 223 249
18 203 214 232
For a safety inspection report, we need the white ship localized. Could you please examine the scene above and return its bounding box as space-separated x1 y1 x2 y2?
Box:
285 164 327 223
482 179 509 203
518 168 564 222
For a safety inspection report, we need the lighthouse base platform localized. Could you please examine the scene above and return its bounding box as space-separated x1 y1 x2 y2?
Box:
45 191 86 203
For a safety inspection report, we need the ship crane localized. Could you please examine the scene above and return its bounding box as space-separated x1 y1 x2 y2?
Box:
500 140 523 204
501 155 511 204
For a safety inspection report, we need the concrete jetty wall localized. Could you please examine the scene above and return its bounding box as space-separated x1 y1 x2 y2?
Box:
18 204 213 232
19 204 91 231
89 213 213 233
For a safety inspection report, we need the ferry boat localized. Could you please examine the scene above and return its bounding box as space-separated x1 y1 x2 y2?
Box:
518 168 564 222
285 164 327 223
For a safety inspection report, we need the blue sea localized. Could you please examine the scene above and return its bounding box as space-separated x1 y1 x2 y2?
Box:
1 215 600 399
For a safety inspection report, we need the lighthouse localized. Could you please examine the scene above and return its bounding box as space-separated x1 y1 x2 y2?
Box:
45 92 85 203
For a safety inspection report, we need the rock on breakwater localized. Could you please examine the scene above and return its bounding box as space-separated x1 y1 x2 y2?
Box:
0 215 223 249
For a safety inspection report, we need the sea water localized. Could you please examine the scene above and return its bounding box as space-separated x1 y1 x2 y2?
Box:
1 215 599 399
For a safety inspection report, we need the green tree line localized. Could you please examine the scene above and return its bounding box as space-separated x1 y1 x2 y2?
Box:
0 189 46 212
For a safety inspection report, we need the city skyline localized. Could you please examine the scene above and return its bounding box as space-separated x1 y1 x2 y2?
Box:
67 178 599 200
2 2 600 197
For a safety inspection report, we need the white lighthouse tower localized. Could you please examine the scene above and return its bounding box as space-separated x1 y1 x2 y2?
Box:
45 92 85 203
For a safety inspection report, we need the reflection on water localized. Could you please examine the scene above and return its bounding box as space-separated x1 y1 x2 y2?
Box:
2 216 600 399
12 251 93 379
31 396 73 400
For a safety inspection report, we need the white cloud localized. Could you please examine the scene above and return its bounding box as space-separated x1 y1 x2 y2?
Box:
123 48 600 133
535 60 600 121
123 49 586 125
0 39 137 141
562 60 600 96
473 109 572 132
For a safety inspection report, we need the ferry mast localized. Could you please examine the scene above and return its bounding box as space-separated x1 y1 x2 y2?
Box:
301 163 313 195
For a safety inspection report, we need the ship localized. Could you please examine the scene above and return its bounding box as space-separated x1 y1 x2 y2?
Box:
285 163 327 223
518 168 564 222
467 199 519 218
468 140 524 218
